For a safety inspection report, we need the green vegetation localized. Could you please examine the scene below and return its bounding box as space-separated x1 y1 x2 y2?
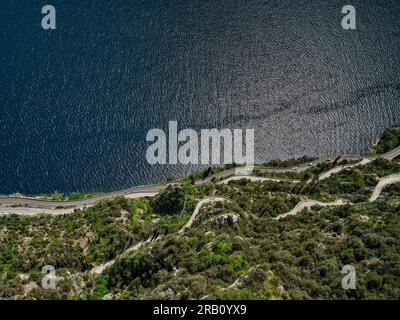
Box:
182 164 239 182
1 191 103 201
1 126 399 300
260 156 317 168
150 186 186 216
0 155 399 300
367 124 400 155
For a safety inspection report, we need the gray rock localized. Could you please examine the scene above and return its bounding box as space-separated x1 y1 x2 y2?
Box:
215 213 239 228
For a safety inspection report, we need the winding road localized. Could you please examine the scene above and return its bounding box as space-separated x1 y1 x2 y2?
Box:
369 173 400 202
0 145 399 216
91 236 161 275
318 159 372 181
274 199 347 220
91 196 234 275
219 175 301 184
178 196 236 233
274 172 400 220
89 169 400 275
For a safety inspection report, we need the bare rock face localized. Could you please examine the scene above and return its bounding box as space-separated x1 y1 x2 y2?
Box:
215 213 239 228
102 293 114 300
163 288 175 300
22 282 39 296
18 274 30 281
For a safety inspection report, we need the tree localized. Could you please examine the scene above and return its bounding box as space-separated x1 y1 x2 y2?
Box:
151 186 185 215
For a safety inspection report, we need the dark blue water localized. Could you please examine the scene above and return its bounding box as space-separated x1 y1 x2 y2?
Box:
1 0 400 194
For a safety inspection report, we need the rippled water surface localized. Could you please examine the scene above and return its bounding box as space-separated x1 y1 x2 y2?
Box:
1 0 400 194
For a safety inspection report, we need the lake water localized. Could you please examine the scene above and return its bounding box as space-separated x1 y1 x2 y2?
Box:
1 0 400 194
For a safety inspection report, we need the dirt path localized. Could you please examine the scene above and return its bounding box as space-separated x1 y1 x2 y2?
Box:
369 173 400 202
90 197 232 275
178 197 234 234
91 196 235 275
90 236 160 275
272 172 400 220
91 171 400 275
274 199 347 220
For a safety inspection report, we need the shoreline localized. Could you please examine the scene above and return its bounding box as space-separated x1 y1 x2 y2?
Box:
0 143 399 215
0 144 399 209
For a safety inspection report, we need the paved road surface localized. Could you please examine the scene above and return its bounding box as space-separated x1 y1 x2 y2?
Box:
218 175 301 184
0 185 165 213
0 145 399 214
318 159 372 181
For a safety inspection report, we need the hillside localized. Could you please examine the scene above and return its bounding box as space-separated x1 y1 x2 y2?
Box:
0 125 400 300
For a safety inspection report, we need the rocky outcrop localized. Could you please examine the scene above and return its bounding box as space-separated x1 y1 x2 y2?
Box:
215 213 239 228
